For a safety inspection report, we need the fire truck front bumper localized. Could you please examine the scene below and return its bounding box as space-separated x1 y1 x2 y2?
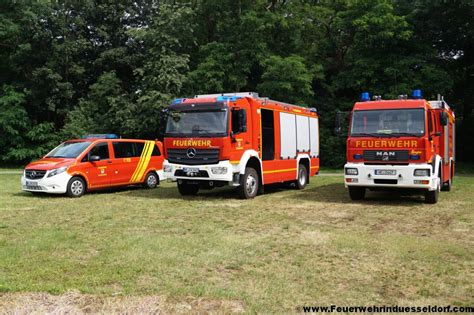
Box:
344 163 438 191
163 160 237 184
21 171 71 194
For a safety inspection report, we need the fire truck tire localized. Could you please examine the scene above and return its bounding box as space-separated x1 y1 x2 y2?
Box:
177 181 199 196
295 164 308 190
143 172 159 189
67 176 86 198
238 167 259 199
348 186 365 200
424 188 439 204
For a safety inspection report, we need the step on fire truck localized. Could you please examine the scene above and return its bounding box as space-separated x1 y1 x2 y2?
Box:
163 92 320 199
343 90 455 204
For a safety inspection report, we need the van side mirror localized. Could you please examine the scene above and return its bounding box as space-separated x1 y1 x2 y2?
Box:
440 112 448 126
89 155 101 162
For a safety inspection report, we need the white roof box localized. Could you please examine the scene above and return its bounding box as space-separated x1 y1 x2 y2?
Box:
195 92 259 99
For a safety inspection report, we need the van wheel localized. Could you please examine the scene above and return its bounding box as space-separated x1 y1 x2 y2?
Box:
67 176 86 198
238 167 259 199
143 172 159 189
295 164 308 190
177 181 199 196
348 186 365 200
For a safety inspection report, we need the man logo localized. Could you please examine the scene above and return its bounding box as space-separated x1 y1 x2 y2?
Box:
186 148 197 158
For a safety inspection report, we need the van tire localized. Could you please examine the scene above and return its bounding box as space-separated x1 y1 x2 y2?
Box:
348 186 365 200
177 181 199 196
143 172 159 189
238 167 259 199
295 163 308 190
67 176 86 198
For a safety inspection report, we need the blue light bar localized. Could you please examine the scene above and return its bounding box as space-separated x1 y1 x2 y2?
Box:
411 89 422 99
82 134 119 139
360 92 370 102
216 95 243 102
172 98 186 105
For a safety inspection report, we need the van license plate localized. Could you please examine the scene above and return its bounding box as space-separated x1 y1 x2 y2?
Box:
26 180 38 186
375 170 396 176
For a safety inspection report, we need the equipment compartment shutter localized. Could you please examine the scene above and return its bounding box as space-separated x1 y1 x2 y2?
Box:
296 116 310 153
279 112 297 159
309 117 319 158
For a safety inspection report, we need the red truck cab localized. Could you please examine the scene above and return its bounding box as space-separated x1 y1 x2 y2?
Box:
344 90 455 203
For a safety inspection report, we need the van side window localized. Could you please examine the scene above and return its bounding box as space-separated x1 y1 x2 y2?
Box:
151 144 161 156
113 142 144 158
84 142 109 161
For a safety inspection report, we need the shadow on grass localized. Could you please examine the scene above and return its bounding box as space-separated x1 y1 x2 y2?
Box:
292 183 425 205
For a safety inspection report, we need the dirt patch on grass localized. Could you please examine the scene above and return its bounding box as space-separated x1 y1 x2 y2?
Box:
0 291 245 314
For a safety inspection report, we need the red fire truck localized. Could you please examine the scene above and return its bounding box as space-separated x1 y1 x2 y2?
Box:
163 92 320 198
343 90 455 203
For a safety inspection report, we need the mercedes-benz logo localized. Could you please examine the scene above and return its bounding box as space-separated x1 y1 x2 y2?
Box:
31 171 37 177
186 148 197 158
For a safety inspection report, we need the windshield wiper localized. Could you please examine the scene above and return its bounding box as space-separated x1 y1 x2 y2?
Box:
390 132 422 137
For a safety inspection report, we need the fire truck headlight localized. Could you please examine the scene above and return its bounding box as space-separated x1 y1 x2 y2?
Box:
47 166 67 178
345 168 358 175
211 167 228 174
163 165 173 173
414 169 430 177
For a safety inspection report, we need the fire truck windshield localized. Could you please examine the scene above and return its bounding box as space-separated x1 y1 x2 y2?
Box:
166 109 228 137
351 108 425 137
46 141 92 158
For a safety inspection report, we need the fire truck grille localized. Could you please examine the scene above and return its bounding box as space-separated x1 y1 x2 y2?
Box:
363 150 409 162
25 169 47 179
167 149 220 165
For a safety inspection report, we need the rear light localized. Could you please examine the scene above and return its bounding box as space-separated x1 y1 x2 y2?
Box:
345 168 358 175
414 169 430 177
353 154 362 160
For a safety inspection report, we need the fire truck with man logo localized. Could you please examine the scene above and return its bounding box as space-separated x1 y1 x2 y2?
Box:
342 90 455 203
163 92 320 199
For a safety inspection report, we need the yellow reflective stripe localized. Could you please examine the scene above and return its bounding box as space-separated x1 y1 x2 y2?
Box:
133 141 154 182
130 141 150 182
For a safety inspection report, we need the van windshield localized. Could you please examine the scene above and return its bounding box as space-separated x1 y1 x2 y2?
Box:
46 141 92 158
351 109 425 137
166 109 228 137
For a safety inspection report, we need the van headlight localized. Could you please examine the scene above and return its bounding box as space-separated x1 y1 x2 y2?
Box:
211 167 228 174
414 169 430 177
47 167 67 178
345 168 358 175
163 165 173 173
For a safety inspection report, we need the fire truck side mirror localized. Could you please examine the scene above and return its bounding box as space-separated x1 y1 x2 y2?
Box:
440 112 448 126
335 111 342 135
239 109 247 132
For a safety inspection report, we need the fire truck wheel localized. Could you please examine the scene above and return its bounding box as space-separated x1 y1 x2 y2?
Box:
238 167 259 199
425 176 440 204
348 186 365 200
295 164 308 190
67 176 86 198
143 172 159 189
177 181 199 196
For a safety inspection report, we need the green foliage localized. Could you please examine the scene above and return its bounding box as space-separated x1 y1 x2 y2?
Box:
0 0 472 166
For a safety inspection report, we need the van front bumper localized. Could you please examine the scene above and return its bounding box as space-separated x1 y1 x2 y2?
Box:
163 160 236 184
344 163 438 191
21 171 71 194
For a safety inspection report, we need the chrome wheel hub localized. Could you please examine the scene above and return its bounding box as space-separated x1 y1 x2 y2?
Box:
245 174 257 196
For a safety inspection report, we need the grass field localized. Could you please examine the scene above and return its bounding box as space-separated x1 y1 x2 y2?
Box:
0 171 473 313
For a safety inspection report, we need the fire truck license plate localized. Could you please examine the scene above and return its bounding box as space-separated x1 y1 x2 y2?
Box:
25 180 38 186
375 170 396 176
183 167 199 175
